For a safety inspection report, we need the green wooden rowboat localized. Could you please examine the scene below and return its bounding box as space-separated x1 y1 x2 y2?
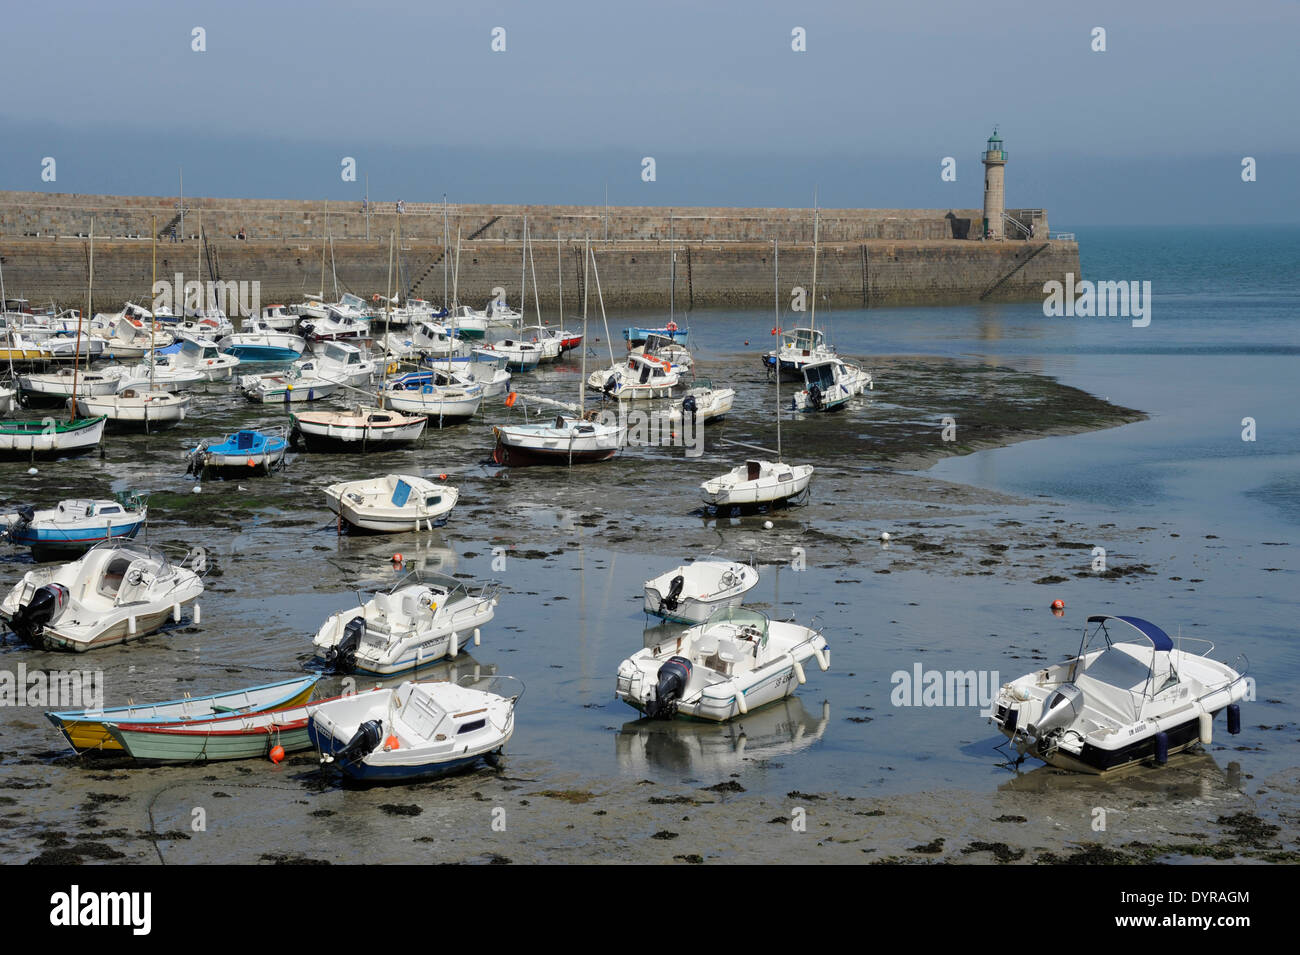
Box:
105 692 347 763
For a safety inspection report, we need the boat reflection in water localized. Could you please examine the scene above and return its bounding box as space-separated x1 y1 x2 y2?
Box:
614 694 830 776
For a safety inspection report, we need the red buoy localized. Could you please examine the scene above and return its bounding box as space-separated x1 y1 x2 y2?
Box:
269 745 285 764
392 553 403 564
1051 599 1065 610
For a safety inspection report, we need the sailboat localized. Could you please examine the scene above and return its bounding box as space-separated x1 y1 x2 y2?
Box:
763 202 838 381
74 219 191 430
701 239 813 509
491 238 626 466
0 219 106 458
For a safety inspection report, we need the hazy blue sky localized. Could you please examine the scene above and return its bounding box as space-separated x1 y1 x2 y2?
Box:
2 0 1296 224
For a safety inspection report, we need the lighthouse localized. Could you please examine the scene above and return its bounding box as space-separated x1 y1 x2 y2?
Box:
981 128 1007 240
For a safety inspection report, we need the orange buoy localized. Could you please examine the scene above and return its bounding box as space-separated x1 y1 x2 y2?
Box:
438 473 448 480
392 553 403 563
744 340 749 346
384 734 400 751
246 457 257 467
269 745 285 764
1051 599 1065 611
505 391 517 407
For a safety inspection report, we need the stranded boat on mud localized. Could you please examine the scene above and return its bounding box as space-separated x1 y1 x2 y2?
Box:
0 494 147 558
0 540 204 652
990 613 1250 774
615 607 830 722
642 559 758 625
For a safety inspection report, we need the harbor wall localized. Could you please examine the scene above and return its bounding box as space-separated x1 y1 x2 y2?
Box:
0 191 1075 310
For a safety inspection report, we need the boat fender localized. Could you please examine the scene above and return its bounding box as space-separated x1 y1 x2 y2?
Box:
733 686 749 715
1154 730 1169 765
193 604 201 625
450 631 459 658
646 656 693 720
791 657 807 685
660 575 685 613
1227 703 1241 735
173 603 181 623
473 627 481 647
335 719 385 766
1199 710 1213 745
128 615 137 635
813 647 830 672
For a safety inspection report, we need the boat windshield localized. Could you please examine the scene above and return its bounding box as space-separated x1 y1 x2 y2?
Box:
340 293 367 310
803 362 837 389
703 606 770 642
785 328 824 350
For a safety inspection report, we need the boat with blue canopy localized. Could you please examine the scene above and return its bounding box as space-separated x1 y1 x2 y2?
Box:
186 427 288 476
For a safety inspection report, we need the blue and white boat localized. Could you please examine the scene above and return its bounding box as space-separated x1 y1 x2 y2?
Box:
218 320 306 362
185 427 288 475
309 678 518 783
624 323 687 346
1 494 147 557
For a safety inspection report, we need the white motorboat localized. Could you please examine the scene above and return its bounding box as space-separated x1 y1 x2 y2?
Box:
170 335 240 380
615 607 830 721
474 337 542 372
323 473 458 533
250 304 300 332
643 560 759 625
98 314 175 360
0 540 203 652
764 326 838 381
300 302 369 342
379 372 483 424
790 358 855 413
452 356 512 398
990 614 1251 774
0 416 106 459
239 364 340 403
518 324 563 362
290 406 426 452
312 571 497 675
588 353 680 400
492 412 625 466
664 378 735 425
631 332 694 374
73 387 191 430
701 459 814 509
309 677 518 782
299 340 376 388
1 494 147 558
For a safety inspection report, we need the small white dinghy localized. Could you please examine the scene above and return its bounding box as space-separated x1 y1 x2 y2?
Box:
323 473 458 533
240 364 340 403
309 677 519 782
643 560 759 624
312 571 499 675
701 459 814 510
18 366 133 404
0 540 204 652
990 613 1251 774
290 406 426 452
616 607 830 722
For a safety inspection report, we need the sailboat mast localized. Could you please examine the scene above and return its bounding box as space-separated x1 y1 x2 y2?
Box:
73 219 92 423
774 238 781 462
557 235 563 327
150 217 157 393
519 214 527 329
384 228 395 355
809 192 819 334
580 236 590 415
669 215 675 325
442 195 449 309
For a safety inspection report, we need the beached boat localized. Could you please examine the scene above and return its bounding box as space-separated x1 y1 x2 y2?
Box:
312 571 495 675
616 607 830 721
643 560 759 625
587 353 680 400
73 387 190 430
107 693 344 763
763 326 838 381
239 363 340 403
186 427 288 475
0 416 106 459
701 459 814 509
98 314 175 360
298 340 377 388
789 358 855 412
492 412 625 466
990 614 1251 774
17 366 134 405
323 473 459 533
218 320 306 361
664 378 734 425
1 494 147 558
474 337 542 372
0 540 204 652
47 675 319 752
379 373 482 424
290 406 426 452
309 678 518 782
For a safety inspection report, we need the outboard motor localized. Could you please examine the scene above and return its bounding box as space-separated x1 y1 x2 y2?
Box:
332 718 384 767
603 374 618 395
646 655 693 719
10 582 69 646
659 575 685 614
323 615 365 674
808 383 824 410
1027 683 1084 741
681 395 697 424
3 505 35 543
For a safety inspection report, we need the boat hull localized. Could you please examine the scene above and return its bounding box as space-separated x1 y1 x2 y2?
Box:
0 417 106 459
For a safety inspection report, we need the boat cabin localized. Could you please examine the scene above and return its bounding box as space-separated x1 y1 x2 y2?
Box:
783 327 826 355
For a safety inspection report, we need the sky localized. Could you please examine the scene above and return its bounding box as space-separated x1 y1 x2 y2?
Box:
2 0 1297 225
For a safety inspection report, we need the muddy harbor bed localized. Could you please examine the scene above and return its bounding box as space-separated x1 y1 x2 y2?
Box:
2 351 1295 864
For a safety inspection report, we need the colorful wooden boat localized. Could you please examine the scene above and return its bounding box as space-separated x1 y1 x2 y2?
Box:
46 675 319 752
106 692 344 763
0 416 106 459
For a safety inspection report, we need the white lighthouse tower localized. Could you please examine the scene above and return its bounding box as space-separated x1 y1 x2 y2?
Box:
982 128 1007 240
